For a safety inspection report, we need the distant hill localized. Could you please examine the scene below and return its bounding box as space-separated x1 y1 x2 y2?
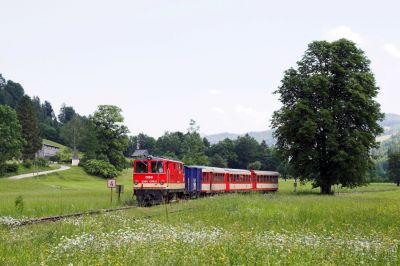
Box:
379 113 400 137
206 113 400 145
205 130 275 145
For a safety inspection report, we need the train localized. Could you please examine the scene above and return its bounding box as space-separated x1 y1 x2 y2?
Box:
133 156 279 206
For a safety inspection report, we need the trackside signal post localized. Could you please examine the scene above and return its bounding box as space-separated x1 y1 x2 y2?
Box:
107 179 116 204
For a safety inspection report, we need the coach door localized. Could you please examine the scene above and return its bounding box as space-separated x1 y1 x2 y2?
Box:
166 162 172 186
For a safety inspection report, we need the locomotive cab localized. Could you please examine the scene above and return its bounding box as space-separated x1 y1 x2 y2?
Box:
133 157 185 206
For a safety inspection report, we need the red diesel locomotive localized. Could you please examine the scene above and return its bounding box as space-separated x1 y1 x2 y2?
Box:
133 156 279 206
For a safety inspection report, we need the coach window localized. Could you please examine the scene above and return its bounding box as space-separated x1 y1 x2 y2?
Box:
151 161 164 173
135 161 148 173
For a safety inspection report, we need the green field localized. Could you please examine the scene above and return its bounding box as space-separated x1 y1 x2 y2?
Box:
1 168 400 265
0 167 134 217
0 164 60 178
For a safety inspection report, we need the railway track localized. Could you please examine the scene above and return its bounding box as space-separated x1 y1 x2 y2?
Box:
17 206 138 226
16 201 193 227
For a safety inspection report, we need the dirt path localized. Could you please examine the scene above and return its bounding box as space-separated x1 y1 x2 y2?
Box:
8 165 71 180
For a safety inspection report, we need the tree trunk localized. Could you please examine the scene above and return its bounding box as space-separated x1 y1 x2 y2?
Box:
397 180 400 187
320 183 332 194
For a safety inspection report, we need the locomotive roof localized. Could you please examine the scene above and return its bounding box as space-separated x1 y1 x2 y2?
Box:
134 156 183 164
253 170 280 176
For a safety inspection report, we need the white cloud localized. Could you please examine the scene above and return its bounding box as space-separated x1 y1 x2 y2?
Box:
383 43 400 59
212 107 225 114
208 89 221 95
325 26 363 44
235 105 254 115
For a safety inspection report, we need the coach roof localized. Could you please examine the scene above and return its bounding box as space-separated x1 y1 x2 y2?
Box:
253 170 280 176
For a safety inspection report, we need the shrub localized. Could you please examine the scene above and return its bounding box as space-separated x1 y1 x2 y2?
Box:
34 158 49 167
22 160 33 168
83 159 119 179
49 154 60 162
15 195 24 214
4 163 19 173
125 159 133 169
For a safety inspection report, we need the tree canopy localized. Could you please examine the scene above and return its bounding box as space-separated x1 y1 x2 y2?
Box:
272 39 383 194
0 78 25 108
387 149 400 186
0 105 24 169
16 96 42 160
91 105 129 170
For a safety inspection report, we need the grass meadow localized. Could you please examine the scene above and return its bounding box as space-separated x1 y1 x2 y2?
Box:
1 167 400 265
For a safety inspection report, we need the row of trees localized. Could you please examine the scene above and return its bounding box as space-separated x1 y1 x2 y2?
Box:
125 120 281 171
0 73 130 175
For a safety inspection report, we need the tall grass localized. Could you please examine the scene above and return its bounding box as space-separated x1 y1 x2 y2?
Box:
0 167 134 217
0 171 399 265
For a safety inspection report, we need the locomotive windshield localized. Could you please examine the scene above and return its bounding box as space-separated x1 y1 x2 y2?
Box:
151 161 164 173
135 161 148 173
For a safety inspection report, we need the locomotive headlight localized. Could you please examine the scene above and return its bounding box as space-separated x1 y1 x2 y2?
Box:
134 181 138 185
160 181 164 185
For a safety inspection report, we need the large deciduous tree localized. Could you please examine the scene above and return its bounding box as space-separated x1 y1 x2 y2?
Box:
0 105 24 170
91 105 129 170
16 96 42 160
272 39 383 194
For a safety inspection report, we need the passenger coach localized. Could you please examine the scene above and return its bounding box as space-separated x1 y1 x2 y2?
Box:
133 157 279 206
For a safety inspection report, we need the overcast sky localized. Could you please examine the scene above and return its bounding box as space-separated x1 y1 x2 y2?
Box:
1 0 399 137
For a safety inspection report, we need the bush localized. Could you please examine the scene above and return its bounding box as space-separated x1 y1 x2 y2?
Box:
22 160 33 168
4 163 19 173
49 154 60 162
125 159 133 169
83 159 119 179
57 148 73 163
34 158 49 167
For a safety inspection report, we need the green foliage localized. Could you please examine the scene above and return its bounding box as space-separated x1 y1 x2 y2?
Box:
209 154 228 168
125 133 157 157
155 131 186 158
32 96 61 143
233 134 262 169
182 120 209 165
248 161 262 170
207 138 238 167
0 105 24 169
0 162 19 176
127 127 281 171
272 39 383 194
22 160 33 168
58 104 76 124
387 149 400 186
4 163 19 173
83 159 120 179
0 77 25 108
34 158 49 167
60 116 85 149
91 105 129 171
14 195 24 214
16 96 42 160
